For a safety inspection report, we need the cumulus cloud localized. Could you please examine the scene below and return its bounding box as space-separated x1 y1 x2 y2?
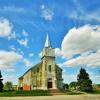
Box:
3 75 18 84
69 0 100 22
63 74 77 83
0 6 25 13
22 30 28 37
29 53 34 57
23 58 32 67
0 50 32 70
8 32 16 40
0 51 22 70
41 4 54 21
0 18 17 40
62 24 100 57
69 9 100 22
10 45 16 51
55 48 62 56
61 24 100 67
39 52 42 58
17 38 28 47
63 50 100 67
0 18 13 37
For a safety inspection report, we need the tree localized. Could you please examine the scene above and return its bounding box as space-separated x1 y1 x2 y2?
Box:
77 68 93 92
69 82 78 90
63 83 69 90
5 81 13 91
0 70 3 92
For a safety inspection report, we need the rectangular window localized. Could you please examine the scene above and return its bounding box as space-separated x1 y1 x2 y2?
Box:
48 65 52 72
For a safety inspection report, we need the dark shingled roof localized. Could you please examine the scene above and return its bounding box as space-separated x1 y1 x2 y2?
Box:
19 62 42 78
19 62 62 78
56 64 62 71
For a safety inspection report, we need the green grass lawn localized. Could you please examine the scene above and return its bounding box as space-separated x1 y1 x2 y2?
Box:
0 90 52 97
64 90 84 95
0 89 100 97
64 89 100 95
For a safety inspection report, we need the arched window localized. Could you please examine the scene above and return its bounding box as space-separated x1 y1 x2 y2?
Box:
48 65 52 72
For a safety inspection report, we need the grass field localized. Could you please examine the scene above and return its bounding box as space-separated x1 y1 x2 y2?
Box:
65 89 100 95
0 89 100 97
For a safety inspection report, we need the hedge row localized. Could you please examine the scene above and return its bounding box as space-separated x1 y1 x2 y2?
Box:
0 90 52 96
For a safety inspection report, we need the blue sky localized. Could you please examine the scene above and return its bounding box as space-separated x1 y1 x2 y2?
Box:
0 0 100 84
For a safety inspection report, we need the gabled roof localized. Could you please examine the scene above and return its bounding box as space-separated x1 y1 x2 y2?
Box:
20 62 42 78
56 64 62 71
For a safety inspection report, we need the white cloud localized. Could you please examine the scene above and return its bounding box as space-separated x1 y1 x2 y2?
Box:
63 71 100 84
63 74 77 83
0 51 22 70
0 18 13 37
90 75 100 84
8 31 16 40
0 50 32 70
55 48 62 56
0 6 25 13
3 75 18 85
69 0 100 22
29 53 34 57
0 18 17 40
69 9 100 22
62 24 100 58
23 58 32 67
22 30 28 37
17 38 28 47
41 5 54 21
39 52 42 57
41 4 45 9
6 69 15 72
61 24 100 67
63 50 100 67
10 45 16 51
9 46 25 56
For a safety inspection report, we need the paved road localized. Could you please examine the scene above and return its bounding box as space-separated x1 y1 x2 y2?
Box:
0 95 100 100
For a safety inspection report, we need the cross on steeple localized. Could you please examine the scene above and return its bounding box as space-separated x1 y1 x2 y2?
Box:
44 34 51 47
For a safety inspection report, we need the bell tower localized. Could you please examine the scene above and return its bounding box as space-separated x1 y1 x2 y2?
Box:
41 34 55 59
41 34 57 90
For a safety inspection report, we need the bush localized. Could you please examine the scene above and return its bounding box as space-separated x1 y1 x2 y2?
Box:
0 90 52 97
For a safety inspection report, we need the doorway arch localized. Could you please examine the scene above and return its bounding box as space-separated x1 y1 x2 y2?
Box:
47 78 52 89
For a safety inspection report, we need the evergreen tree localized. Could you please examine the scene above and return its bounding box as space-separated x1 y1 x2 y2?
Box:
0 70 3 92
77 68 93 92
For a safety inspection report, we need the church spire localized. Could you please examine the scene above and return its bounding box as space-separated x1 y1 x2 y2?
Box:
45 34 51 47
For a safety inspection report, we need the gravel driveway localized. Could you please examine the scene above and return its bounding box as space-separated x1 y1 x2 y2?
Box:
0 95 100 100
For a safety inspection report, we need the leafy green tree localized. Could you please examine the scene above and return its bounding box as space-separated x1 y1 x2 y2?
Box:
63 83 69 90
5 81 13 91
0 70 3 92
69 82 78 90
77 68 93 92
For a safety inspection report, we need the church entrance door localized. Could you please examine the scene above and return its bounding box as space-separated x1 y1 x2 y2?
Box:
47 78 52 88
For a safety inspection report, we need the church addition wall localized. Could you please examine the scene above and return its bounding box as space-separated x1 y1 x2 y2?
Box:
56 65 63 89
30 63 43 90
23 71 31 90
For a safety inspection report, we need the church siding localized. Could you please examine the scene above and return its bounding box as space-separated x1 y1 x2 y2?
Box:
23 70 31 90
18 34 63 90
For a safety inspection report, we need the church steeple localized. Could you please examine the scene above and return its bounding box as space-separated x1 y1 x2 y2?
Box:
44 34 51 47
42 33 55 59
